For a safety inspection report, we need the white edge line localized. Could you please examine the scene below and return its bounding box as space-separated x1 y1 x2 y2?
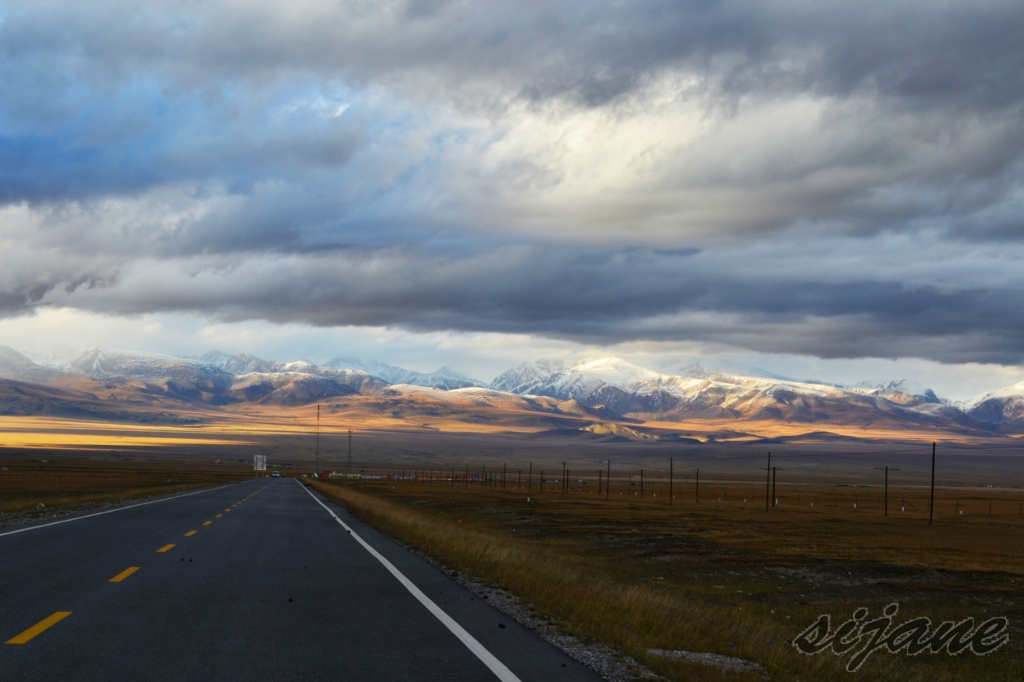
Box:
0 480 249 539
297 480 522 682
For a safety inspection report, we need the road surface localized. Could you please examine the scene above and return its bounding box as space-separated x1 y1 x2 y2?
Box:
0 478 605 681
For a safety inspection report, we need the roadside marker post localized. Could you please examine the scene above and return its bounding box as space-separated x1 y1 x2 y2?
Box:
606 460 610 501
929 442 936 525
668 457 673 505
874 466 900 516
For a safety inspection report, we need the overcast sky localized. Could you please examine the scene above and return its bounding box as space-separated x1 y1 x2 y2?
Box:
1 0 1023 398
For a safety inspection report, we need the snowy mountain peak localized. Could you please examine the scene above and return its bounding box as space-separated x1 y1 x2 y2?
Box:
198 351 283 375
0 345 34 369
851 379 941 404
490 359 566 393
67 348 234 391
569 357 661 388
961 381 1024 411
674 362 712 379
324 358 485 390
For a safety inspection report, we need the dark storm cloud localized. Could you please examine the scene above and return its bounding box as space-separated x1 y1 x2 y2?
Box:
1 0 1022 211
1 0 1024 365
35 244 1024 366
5 0 1020 109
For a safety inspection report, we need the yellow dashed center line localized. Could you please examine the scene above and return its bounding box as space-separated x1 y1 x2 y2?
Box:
6 612 72 644
215 514 223 518
6 483 274 646
109 567 140 583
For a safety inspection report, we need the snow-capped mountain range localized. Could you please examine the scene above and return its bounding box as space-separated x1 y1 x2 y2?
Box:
322 358 485 390
492 357 985 428
0 346 1022 430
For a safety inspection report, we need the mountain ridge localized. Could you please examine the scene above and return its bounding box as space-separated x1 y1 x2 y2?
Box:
0 346 1020 434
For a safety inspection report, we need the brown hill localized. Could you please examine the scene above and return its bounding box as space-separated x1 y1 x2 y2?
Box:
0 378 206 424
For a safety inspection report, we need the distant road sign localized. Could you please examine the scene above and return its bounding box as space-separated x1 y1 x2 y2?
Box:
254 455 266 472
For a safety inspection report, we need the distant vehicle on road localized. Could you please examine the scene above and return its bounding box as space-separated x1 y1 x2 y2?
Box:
272 471 280 478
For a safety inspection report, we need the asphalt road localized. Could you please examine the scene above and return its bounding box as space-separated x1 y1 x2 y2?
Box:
0 478 604 681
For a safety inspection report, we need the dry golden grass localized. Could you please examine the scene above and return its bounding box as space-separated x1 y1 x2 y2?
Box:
0 456 249 515
313 478 1024 682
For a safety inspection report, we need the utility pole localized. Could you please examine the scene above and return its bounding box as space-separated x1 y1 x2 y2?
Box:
929 442 936 525
528 462 532 493
765 452 771 513
315 404 320 476
347 430 352 474
669 457 673 506
606 460 610 501
562 462 566 496
874 466 900 516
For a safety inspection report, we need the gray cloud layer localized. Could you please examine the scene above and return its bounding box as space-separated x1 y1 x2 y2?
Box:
1 0 1023 364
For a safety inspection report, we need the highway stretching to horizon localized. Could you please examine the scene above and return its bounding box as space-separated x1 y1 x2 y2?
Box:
0 478 602 681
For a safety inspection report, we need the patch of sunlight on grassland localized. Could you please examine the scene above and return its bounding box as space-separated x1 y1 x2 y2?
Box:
0 433 246 448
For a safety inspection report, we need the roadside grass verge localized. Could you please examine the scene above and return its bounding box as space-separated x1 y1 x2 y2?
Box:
0 457 249 521
308 480 1024 681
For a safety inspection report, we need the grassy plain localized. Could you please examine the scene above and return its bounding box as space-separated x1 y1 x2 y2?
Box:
0 453 251 518
3 409 1023 679
313 476 1024 682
